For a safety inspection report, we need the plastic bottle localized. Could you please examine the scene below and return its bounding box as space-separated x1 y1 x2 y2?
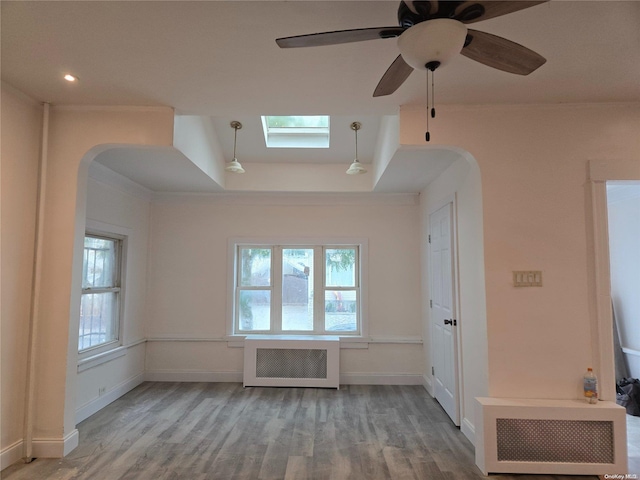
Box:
583 368 598 404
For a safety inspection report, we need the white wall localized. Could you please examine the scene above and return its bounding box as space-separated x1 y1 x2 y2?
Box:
607 184 640 378
145 194 424 384
419 155 488 443
401 102 640 402
0 84 42 468
173 115 225 188
224 163 372 192
33 105 174 455
75 169 152 422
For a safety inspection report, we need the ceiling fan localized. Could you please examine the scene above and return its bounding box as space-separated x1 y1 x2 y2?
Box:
276 1 548 98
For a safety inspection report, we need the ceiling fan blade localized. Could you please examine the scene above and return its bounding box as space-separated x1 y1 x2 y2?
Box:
461 29 546 75
454 1 548 24
373 55 414 97
276 27 405 48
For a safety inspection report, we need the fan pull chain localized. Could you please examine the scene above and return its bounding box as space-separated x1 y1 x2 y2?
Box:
425 71 430 142
431 69 436 119
424 61 440 143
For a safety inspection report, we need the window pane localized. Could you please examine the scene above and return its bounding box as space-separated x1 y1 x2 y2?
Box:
79 292 117 350
325 248 356 287
282 249 313 331
266 115 329 129
240 248 271 286
239 290 271 331
324 290 357 331
262 116 330 148
83 237 116 288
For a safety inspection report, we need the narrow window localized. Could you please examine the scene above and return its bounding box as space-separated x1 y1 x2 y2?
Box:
237 247 273 332
324 247 358 332
282 248 314 331
79 234 122 352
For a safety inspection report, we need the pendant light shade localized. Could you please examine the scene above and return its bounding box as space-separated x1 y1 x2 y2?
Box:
346 160 366 175
346 121 367 175
225 158 245 173
225 121 245 173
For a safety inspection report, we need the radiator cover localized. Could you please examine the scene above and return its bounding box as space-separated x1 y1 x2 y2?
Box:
496 418 614 464
243 335 340 388
475 397 627 475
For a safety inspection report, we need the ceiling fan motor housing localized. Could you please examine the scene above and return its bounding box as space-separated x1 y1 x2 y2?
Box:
397 19 468 71
397 1 486 28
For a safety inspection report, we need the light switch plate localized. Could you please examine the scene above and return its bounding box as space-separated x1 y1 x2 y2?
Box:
513 270 542 287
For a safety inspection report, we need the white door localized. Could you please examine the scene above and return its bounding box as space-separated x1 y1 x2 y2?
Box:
429 202 460 425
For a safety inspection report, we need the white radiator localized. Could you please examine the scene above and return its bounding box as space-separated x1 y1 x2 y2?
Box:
243 335 340 388
475 397 627 475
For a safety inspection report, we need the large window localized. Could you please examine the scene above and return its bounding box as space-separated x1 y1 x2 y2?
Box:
79 233 122 352
233 244 361 335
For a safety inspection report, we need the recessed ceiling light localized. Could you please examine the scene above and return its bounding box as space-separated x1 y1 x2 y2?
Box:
63 74 77 82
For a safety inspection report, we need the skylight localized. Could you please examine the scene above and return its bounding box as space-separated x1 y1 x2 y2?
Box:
261 115 330 148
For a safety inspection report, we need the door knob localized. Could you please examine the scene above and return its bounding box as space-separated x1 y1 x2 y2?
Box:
444 319 453 325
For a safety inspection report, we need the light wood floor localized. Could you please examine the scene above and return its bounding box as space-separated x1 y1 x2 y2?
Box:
2 382 600 480
627 414 640 474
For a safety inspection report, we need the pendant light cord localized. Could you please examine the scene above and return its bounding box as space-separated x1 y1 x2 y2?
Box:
233 125 238 159
354 125 358 161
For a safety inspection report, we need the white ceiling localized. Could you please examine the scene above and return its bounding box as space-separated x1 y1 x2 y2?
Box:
2 1 639 192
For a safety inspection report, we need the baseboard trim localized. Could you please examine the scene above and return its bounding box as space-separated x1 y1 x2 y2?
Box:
75 372 145 424
144 370 243 383
461 417 476 446
622 347 640 357
31 429 79 458
143 370 423 386
1 429 81 467
422 374 434 396
340 373 423 385
1 439 23 470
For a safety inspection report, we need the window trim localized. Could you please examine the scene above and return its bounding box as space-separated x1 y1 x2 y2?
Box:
227 237 368 338
79 221 129 359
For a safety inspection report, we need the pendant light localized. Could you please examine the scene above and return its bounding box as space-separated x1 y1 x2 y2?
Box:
346 121 366 175
225 121 245 173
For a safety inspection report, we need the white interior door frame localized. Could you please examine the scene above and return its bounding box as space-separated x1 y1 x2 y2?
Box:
428 194 463 425
589 160 640 401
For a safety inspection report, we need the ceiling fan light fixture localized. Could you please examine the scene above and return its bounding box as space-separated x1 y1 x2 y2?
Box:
397 19 468 71
225 120 245 174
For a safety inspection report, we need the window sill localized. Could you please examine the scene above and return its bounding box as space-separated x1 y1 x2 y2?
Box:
144 336 422 349
225 334 372 349
78 347 126 372
77 339 145 372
